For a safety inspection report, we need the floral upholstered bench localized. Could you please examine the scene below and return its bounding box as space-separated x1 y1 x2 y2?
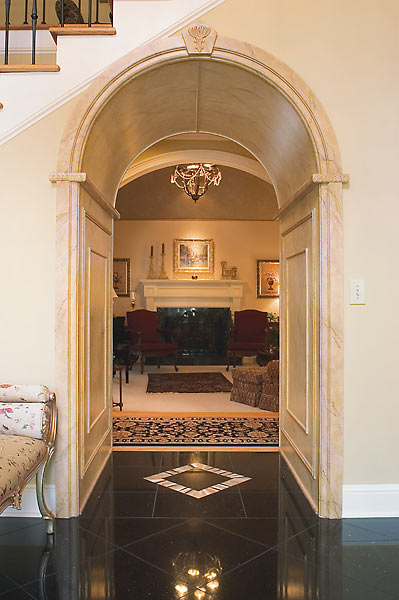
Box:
0 384 57 534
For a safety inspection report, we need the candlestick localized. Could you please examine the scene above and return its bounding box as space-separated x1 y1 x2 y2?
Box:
159 248 169 279
150 245 153 257
147 254 156 279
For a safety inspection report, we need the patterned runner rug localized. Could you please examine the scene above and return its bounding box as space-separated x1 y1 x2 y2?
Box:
113 414 279 447
146 372 232 393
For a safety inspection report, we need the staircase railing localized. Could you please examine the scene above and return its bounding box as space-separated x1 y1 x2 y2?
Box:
2 0 112 66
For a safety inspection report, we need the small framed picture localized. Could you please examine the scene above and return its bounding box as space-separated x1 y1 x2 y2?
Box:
113 258 130 296
257 260 279 298
174 239 215 273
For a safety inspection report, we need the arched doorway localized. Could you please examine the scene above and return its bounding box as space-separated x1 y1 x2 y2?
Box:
53 27 346 519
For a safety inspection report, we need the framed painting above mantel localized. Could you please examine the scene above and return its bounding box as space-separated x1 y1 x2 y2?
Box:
257 259 279 298
173 239 215 274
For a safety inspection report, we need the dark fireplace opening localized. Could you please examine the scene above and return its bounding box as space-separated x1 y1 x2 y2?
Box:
154 307 233 366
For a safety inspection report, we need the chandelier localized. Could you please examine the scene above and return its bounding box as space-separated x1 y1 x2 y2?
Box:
171 163 222 203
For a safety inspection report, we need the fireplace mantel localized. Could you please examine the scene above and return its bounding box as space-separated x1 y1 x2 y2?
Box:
139 279 244 312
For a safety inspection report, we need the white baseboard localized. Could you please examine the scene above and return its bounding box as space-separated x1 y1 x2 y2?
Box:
343 484 399 518
1 484 56 519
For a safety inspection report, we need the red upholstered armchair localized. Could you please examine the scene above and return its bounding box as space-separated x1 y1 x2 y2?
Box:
126 310 178 374
226 309 270 370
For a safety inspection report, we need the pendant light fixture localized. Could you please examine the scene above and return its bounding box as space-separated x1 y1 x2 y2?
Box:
171 163 222 203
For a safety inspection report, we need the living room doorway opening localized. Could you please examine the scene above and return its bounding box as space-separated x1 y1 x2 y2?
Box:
112 133 280 420
56 31 345 519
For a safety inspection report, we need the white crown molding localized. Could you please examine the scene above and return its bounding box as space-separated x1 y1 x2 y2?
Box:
0 0 226 147
343 484 399 518
120 150 271 187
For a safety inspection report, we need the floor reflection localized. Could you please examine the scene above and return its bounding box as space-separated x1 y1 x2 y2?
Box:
0 452 398 598
173 551 222 599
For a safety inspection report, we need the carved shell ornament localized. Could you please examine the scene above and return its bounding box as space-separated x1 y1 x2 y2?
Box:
188 24 211 52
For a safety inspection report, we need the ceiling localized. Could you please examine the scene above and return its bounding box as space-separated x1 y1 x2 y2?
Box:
116 165 278 220
82 59 316 207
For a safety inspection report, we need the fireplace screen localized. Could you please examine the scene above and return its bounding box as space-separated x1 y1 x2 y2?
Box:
157 308 232 365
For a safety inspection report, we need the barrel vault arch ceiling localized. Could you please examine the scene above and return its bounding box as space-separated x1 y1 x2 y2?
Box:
82 59 317 208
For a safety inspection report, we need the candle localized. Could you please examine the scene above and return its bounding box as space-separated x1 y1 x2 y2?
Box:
162 243 165 254
150 245 153 257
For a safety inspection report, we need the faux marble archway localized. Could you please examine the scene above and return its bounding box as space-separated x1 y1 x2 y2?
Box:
53 27 347 519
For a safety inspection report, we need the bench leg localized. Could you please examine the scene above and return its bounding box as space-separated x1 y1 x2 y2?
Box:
36 463 55 534
12 492 22 510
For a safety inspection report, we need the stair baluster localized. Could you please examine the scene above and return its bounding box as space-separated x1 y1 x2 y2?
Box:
4 0 10 64
31 0 38 64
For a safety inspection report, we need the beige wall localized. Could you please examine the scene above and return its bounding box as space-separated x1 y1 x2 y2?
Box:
113 220 280 316
201 0 399 484
0 98 78 386
0 99 78 487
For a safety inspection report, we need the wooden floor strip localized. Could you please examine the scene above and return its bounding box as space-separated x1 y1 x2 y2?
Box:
113 411 279 418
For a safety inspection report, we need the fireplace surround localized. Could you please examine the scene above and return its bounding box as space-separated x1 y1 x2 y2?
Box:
139 279 244 312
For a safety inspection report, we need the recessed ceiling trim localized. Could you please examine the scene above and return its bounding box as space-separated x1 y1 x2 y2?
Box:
120 150 271 188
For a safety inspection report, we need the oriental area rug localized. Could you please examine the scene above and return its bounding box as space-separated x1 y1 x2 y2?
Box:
146 372 232 394
112 414 279 448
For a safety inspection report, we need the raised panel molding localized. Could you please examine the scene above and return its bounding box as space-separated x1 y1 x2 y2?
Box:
280 206 318 502
87 249 108 433
78 208 112 509
286 249 309 434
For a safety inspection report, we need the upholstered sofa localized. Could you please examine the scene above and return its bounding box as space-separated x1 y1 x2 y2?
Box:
230 361 279 412
0 384 57 533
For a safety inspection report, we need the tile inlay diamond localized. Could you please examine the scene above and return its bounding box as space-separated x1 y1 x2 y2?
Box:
144 463 251 499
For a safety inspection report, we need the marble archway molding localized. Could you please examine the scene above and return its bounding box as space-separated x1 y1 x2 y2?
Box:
119 149 271 187
52 26 348 520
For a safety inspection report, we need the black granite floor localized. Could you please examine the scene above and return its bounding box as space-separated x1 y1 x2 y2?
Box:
1 451 399 598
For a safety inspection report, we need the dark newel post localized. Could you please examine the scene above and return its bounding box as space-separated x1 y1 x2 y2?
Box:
4 0 11 65
24 0 28 23
41 0 46 24
88 0 92 26
31 0 38 64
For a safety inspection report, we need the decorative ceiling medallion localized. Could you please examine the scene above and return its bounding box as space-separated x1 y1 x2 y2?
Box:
182 23 217 55
144 462 250 499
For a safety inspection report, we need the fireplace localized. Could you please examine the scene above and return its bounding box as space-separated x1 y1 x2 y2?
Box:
157 307 232 365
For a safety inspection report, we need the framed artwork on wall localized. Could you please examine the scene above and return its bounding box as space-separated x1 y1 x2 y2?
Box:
257 259 279 298
173 239 215 274
113 258 130 296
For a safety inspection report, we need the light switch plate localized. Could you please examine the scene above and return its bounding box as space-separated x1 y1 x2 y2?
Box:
349 279 365 305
